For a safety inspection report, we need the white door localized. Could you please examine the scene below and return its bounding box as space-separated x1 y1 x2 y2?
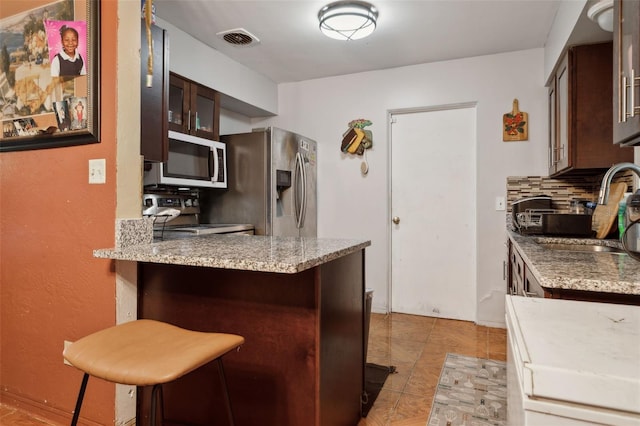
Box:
390 105 476 321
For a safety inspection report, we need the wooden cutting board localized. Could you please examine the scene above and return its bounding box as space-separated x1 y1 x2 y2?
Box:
593 182 627 238
503 99 528 141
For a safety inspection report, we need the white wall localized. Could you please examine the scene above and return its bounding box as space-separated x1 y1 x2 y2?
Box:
253 48 549 326
220 108 253 135
155 17 278 116
544 0 587 83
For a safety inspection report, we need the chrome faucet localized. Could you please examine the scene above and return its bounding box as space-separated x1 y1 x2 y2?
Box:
597 162 640 204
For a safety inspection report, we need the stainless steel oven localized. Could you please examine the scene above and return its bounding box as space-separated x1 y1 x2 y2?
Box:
155 223 254 240
143 193 253 240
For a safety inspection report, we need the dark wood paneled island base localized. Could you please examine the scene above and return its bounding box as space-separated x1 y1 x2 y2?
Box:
138 251 365 426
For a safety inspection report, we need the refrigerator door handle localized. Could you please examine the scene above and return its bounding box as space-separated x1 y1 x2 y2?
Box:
300 153 307 228
295 152 307 229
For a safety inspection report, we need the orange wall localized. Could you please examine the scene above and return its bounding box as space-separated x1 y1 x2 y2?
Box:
0 1 118 424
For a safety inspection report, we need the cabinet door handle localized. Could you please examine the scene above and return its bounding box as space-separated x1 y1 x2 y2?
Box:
552 146 561 165
633 69 640 117
503 261 506 281
621 75 627 123
631 69 636 118
618 76 627 123
188 110 191 131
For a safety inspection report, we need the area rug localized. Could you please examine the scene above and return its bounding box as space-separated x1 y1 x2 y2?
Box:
427 353 507 426
362 363 396 417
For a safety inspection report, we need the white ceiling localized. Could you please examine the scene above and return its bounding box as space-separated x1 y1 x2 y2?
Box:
153 0 611 84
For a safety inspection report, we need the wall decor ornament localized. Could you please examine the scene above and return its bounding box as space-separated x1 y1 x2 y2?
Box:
341 118 372 155
341 118 372 175
502 99 528 142
0 0 100 152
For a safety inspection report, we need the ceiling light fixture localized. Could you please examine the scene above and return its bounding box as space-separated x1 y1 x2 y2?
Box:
318 1 378 41
587 0 614 32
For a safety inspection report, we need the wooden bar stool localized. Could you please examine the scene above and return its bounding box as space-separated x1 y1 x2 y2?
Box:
63 319 244 425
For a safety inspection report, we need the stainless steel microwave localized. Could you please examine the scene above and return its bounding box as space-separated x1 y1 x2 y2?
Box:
144 131 227 189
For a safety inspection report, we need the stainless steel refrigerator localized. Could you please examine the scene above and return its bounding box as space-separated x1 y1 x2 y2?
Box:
203 127 317 237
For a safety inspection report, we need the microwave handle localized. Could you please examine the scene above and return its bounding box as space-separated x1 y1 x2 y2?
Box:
209 148 218 182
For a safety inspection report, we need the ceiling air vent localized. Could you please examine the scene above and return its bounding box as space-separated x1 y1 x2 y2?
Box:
216 28 261 47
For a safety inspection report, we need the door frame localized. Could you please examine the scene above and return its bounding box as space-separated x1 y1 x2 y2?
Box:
386 102 478 315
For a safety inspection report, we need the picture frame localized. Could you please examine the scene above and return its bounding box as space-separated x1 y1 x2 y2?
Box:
0 0 100 152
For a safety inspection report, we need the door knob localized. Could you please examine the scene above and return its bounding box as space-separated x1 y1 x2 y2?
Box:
392 216 400 224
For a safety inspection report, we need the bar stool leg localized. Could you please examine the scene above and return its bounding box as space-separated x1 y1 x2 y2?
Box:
217 359 235 426
70 373 89 426
150 384 164 426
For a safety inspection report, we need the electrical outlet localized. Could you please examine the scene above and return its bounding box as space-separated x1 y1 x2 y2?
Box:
495 196 506 211
89 158 106 184
63 340 73 366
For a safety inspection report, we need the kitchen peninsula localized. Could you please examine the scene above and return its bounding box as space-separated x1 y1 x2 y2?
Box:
94 234 371 426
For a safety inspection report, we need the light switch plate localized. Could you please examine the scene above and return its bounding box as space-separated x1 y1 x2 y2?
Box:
495 196 506 211
89 158 106 184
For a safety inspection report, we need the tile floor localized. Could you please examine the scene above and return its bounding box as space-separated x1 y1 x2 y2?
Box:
358 312 507 426
0 312 507 426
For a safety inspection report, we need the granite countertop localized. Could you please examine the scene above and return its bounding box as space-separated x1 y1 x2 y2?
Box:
508 231 640 295
94 234 371 274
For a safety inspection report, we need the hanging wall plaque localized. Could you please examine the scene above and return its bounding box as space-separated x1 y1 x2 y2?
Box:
503 99 528 142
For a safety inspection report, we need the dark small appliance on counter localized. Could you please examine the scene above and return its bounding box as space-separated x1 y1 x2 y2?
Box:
512 195 593 237
540 214 593 237
623 190 640 254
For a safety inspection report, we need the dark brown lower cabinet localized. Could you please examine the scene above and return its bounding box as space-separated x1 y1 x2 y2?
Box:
545 288 640 305
508 240 525 296
137 251 365 426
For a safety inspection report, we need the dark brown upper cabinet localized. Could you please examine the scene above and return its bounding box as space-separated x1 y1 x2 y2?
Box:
140 22 169 163
168 73 220 141
613 0 640 146
548 42 633 177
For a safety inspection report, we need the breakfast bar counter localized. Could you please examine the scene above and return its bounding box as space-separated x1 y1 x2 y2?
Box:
94 234 370 273
94 234 371 426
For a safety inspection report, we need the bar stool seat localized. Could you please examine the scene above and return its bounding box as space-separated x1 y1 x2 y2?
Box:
63 319 244 425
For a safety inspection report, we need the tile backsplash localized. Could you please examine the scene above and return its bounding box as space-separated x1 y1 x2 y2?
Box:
506 172 633 214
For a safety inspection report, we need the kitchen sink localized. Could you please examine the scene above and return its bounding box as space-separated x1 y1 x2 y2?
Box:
536 242 626 254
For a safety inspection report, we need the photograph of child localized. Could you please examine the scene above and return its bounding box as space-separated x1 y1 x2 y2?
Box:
45 20 87 77
54 100 71 131
69 97 87 130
